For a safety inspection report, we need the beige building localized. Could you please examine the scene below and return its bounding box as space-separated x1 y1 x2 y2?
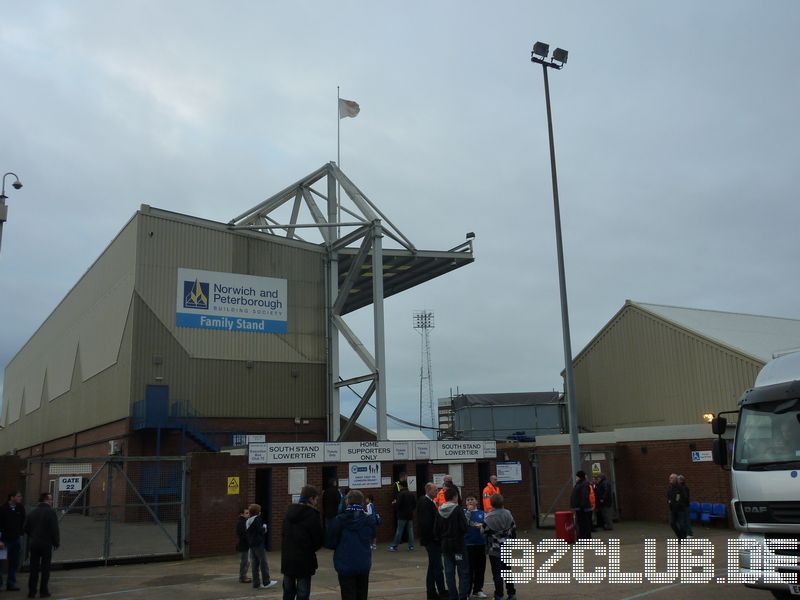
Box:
572 300 800 431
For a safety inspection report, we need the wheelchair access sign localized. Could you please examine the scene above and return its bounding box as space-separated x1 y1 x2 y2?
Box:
691 450 712 462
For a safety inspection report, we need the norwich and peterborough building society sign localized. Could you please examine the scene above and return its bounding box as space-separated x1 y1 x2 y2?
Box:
176 268 288 333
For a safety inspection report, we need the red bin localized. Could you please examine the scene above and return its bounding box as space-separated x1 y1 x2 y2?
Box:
555 510 575 544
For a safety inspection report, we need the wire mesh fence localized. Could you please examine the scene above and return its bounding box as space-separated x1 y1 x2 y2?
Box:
24 456 186 564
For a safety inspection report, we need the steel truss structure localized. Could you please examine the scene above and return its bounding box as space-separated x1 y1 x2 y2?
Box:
229 163 473 441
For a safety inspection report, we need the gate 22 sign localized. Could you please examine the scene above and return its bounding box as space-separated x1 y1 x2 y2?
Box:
59 476 83 492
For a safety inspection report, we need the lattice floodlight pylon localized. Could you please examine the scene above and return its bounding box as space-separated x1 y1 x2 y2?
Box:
229 163 474 441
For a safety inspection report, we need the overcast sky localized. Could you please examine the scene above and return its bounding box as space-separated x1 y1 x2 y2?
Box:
2 1 799 434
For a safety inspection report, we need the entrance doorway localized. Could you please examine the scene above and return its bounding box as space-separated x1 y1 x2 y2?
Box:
415 463 429 497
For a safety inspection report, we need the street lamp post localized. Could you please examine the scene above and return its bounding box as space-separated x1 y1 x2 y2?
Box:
530 42 582 477
0 172 23 254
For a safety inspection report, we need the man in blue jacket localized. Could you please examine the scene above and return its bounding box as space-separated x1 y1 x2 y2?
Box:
327 489 376 600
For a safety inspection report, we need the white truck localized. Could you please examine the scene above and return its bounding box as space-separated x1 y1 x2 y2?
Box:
713 351 800 600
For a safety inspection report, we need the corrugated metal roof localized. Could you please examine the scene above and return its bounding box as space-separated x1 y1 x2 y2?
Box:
633 301 800 362
453 392 563 409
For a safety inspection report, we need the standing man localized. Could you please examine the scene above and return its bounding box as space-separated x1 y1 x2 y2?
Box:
235 507 252 583
322 478 342 545
389 481 416 552
484 494 517 600
246 503 278 590
570 471 593 540
281 485 324 600
677 475 693 537
0 491 26 591
667 474 688 539
327 489 376 600
481 476 501 514
435 475 461 508
24 492 60 599
417 482 446 600
435 487 469 600
594 474 613 531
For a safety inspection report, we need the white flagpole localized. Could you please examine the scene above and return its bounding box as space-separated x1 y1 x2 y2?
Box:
336 86 341 238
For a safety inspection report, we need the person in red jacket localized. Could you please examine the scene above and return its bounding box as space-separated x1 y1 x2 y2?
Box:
482 476 501 513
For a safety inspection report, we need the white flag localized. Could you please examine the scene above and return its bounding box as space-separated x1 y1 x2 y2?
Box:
339 98 360 119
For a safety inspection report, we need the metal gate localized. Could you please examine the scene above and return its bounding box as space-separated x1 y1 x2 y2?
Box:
25 456 186 564
532 448 619 527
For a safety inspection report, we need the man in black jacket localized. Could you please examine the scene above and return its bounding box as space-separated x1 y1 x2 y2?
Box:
0 490 26 591
417 482 446 600
570 471 592 540
24 492 60 599
434 486 469 600
389 482 416 551
281 485 324 600
235 507 251 583
666 473 688 539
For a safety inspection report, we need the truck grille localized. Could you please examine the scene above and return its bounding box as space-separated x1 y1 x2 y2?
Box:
741 502 800 524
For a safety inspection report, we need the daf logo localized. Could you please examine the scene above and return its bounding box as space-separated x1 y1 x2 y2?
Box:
744 506 768 513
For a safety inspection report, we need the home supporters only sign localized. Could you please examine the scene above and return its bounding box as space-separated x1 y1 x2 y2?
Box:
176 268 288 333
248 440 497 465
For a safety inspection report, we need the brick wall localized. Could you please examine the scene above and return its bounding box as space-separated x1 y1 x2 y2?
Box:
534 438 732 524
185 456 508 556
187 452 249 557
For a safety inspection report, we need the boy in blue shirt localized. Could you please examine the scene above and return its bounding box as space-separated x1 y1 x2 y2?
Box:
464 495 487 598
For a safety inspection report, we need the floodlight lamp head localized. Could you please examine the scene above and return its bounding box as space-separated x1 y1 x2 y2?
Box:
553 48 568 65
465 231 475 240
532 42 550 60
12 179 22 190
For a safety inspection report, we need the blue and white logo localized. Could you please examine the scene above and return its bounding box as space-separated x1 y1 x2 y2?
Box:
183 278 209 310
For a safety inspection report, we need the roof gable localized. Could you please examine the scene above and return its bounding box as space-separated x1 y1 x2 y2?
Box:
633 301 800 362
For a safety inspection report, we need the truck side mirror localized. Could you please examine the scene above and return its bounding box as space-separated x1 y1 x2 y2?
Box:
712 437 728 466
711 416 727 435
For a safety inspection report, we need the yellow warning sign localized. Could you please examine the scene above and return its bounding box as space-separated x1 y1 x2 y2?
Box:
227 476 240 495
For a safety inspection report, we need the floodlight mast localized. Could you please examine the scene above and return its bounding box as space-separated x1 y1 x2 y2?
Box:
530 42 581 478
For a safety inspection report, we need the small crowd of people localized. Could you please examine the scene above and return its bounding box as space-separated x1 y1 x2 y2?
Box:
0 491 61 599
235 474 517 600
569 470 615 539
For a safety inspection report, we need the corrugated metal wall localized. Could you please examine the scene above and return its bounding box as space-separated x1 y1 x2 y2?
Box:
573 305 763 431
0 219 137 453
131 210 327 417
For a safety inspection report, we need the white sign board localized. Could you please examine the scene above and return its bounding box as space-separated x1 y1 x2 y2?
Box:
176 268 287 334
288 467 307 495
414 441 432 460
265 443 324 464
496 461 523 484
349 462 381 489
435 441 484 461
407 475 417 492
325 443 341 462
248 442 269 464
248 440 498 464
691 450 713 462
59 476 83 492
341 441 394 462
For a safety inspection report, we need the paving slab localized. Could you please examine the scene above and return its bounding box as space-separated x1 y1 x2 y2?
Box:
31 521 777 600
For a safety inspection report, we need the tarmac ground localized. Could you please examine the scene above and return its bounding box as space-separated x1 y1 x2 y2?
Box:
24 521 787 600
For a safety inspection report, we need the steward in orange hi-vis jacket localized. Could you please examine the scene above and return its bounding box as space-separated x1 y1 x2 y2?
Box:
482 476 501 512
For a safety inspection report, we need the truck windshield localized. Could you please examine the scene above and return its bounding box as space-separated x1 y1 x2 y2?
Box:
734 398 800 469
